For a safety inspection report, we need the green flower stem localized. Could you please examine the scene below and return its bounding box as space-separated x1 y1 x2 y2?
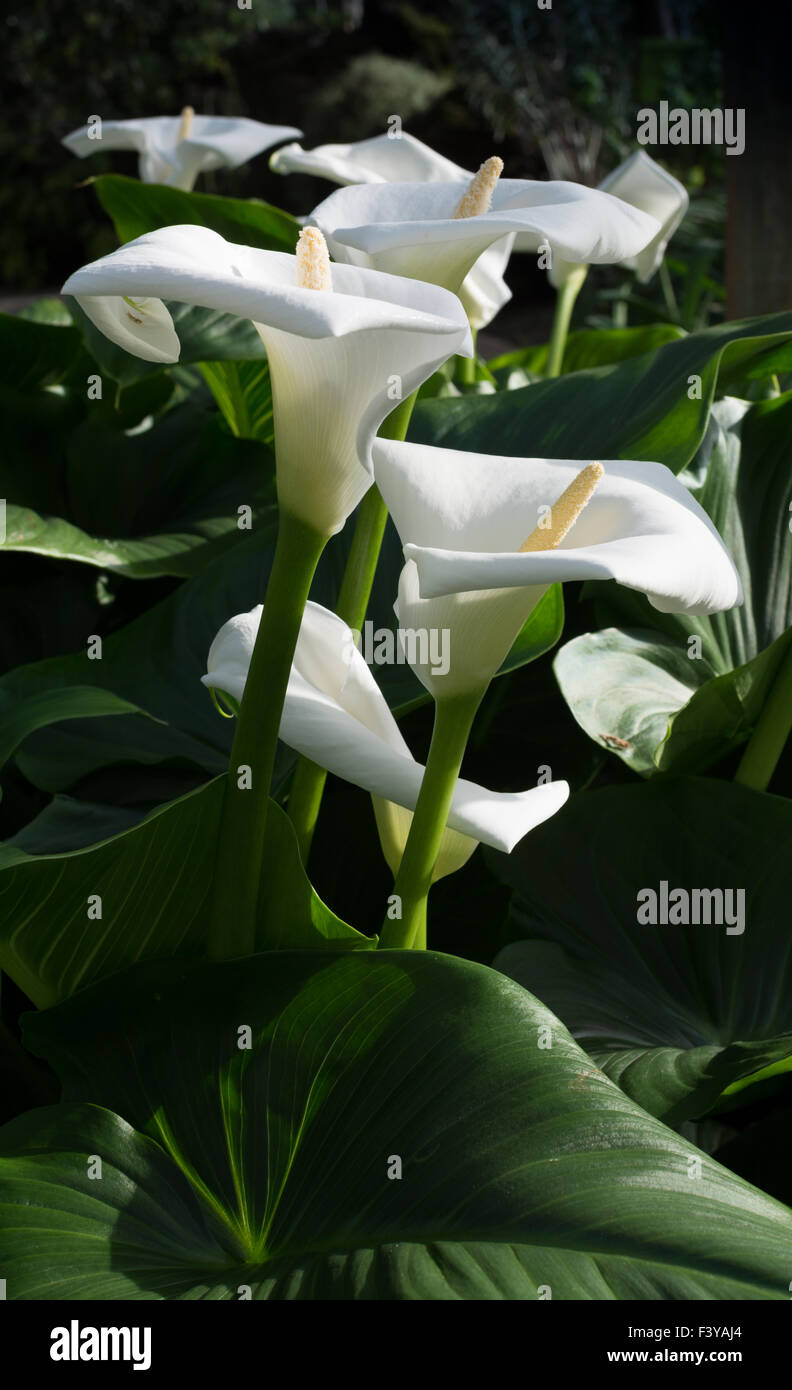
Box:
456 330 478 384
734 640 792 792
208 510 328 960
380 689 483 951
546 266 588 378
287 390 418 861
658 260 679 321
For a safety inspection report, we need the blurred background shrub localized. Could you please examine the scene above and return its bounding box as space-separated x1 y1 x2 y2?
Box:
3 0 725 333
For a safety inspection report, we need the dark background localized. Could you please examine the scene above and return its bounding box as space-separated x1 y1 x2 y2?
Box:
3 0 727 306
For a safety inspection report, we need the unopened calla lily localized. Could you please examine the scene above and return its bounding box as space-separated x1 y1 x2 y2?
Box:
63 111 302 191
202 600 569 880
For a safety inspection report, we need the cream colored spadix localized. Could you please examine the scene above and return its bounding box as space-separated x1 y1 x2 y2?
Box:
295 227 332 291
520 462 604 553
452 156 504 219
177 106 195 143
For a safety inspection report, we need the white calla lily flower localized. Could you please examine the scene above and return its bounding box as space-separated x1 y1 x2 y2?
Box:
272 132 513 331
270 130 468 185
309 174 662 323
374 439 743 697
202 600 569 872
548 150 689 287
62 225 471 536
63 112 302 192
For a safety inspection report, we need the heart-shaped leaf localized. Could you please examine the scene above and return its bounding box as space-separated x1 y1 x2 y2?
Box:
0 778 370 1007
413 313 792 470
491 776 792 1125
4 951 791 1300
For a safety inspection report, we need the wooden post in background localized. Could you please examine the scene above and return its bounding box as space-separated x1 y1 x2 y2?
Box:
722 9 792 319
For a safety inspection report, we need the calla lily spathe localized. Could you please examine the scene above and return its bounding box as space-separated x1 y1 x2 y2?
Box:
202 600 569 873
63 114 302 192
272 132 513 331
61 226 471 536
309 177 662 326
374 439 743 697
548 150 689 288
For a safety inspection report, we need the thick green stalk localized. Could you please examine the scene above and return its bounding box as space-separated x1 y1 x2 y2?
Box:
208 511 328 960
456 330 478 385
734 640 792 792
379 690 483 951
287 390 417 860
546 265 588 378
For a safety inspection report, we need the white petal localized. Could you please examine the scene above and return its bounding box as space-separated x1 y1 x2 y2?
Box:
311 179 661 294
201 600 568 852
63 115 301 188
270 131 470 185
598 150 689 282
394 558 543 699
375 439 742 617
459 235 514 331
63 226 471 534
74 294 180 363
174 116 302 188
62 118 155 158
62 225 471 345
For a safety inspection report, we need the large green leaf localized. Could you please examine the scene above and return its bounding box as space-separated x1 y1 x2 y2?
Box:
0 529 282 793
555 393 792 774
1 397 275 579
488 322 686 386
92 173 299 253
0 778 369 1007
492 777 792 1126
199 360 274 444
412 312 792 470
4 951 791 1299
0 686 160 777
0 310 93 390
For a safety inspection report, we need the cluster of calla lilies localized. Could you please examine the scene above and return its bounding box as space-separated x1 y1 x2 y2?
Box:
61 111 740 952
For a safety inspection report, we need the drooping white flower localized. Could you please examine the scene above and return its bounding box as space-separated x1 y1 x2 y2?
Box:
548 150 689 287
373 439 743 697
62 111 302 192
202 600 569 875
309 168 661 329
272 132 513 330
62 225 471 536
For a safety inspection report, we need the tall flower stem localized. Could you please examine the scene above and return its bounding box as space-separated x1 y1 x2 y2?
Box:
208 510 328 960
456 328 478 385
734 640 792 792
287 390 418 860
379 690 483 951
546 266 588 378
